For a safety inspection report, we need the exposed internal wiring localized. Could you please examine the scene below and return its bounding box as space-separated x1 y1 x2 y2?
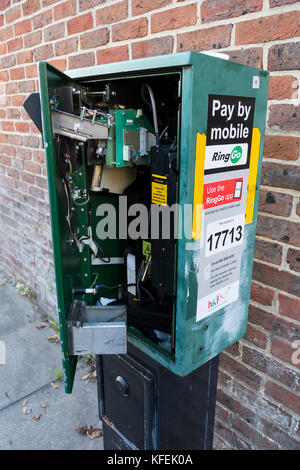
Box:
141 84 159 146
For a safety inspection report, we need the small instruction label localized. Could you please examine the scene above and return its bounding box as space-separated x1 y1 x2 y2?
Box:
152 174 167 205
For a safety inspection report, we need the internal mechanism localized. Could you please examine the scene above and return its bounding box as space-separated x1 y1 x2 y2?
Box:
50 73 180 356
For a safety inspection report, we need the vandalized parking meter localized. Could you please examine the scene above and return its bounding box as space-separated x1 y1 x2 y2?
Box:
35 51 268 449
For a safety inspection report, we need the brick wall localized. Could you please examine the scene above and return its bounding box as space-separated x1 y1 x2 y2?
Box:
0 0 299 450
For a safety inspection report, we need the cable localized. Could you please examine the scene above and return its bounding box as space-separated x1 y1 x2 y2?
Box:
141 84 159 146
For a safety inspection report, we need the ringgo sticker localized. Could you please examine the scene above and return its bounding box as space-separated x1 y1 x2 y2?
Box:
196 94 256 322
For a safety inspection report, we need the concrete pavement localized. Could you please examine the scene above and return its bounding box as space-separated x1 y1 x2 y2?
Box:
0 271 103 450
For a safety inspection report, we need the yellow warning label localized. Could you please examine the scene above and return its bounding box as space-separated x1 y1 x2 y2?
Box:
151 174 167 205
142 240 151 260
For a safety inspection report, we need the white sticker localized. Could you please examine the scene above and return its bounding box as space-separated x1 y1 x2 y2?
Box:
204 143 248 171
252 76 260 89
196 280 240 321
205 213 245 258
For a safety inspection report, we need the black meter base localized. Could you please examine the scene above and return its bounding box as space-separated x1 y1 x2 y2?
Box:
96 344 219 450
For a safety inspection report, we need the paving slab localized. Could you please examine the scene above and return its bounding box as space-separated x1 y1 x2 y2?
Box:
0 275 103 450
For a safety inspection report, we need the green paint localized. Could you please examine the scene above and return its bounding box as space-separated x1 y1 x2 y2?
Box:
39 52 269 390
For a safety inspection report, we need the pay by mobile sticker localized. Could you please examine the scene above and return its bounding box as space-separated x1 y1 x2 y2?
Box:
205 213 245 258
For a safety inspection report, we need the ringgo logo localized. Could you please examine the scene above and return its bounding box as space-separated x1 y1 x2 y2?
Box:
230 145 243 164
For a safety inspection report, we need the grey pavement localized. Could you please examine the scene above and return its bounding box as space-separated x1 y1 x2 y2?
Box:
0 274 103 450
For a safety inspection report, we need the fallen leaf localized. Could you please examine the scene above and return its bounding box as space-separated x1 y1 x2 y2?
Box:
36 323 46 329
31 414 42 421
40 402 48 408
81 374 90 381
23 400 27 406
22 407 32 415
50 382 60 389
48 335 60 344
75 425 103 440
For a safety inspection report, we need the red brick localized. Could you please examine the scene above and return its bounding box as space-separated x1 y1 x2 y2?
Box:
236 11 300 45
96 45 128 64
21 171 35 184
68 52 95 69
5 5 21 23
7 37 22 53
250 282 274 306
67 12 93 35
201 0 262 23
16 51 33 65
178 24 232 52
24 31 42 49
33 44 53 62
226 342 240 357
0 70 9 81
265 381 300 415
270 337 300 369
243 323 268 349
0 26 13 43
112 18 148 42
0 0 11 11
151 4 197 33
278 294 300 323
22 135 40 148
132 0 171 16
268 42 300 71
25 161 41 174
219 353 262 390
261 162 300 192
55 38 78 56
14 19 31 37
80 28 109 50
258 190 293 217
231 415 279 449
47 58 67 71
96 1 128 25
270 0 298 6
25 63 37 78
217 389 256 426
263 135 300 161
269 76 298 100
0 14 3 27
268 104 300 132
254 238 282 265
15 122 29 133
226 47 263 68
0 42 5 55
22 0 41 16
78 0 104 11
286 248 300 273
253 262 300 299
53 0 76 21
242 345 299 391
11 95 27 106
132 36 173 59
258 416 300 450
44 22 65 42
33 9 52 30
2 121 14 132
1 54 16 69
5 82 17 94
19 80 36 93
257 214 300 246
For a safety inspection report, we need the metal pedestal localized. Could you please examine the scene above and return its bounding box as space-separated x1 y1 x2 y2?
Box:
96 344 219 450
